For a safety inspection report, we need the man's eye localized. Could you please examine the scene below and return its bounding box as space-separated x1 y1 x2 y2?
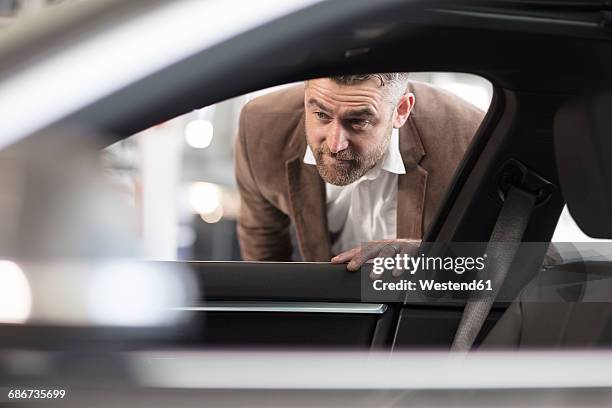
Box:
314 112 330 121
350 119 370 129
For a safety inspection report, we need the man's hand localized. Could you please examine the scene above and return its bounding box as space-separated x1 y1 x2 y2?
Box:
331 238 421 273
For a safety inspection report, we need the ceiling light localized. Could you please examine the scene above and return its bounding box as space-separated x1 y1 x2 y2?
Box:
185 119 214 149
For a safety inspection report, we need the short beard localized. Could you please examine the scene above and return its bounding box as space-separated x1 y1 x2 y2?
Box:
310 128 392 186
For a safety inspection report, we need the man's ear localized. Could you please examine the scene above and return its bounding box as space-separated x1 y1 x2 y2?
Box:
393 92 415 128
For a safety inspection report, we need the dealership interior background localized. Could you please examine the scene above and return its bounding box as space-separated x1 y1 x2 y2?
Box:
1 0 602 263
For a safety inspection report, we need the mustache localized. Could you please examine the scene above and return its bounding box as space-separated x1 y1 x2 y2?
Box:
314 145 358 161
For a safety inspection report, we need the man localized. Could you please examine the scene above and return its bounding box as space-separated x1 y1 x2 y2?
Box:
234 73 484 270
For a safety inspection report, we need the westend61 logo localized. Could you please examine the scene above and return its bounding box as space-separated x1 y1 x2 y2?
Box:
372 253 487 275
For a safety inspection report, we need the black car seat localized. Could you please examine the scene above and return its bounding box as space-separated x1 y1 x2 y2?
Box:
482 91 612 349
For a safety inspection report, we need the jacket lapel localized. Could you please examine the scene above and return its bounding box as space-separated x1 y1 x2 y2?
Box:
285 117 332 261
396 118 428 239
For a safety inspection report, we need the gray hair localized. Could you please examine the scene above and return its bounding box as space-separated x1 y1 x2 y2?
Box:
330 73 410 103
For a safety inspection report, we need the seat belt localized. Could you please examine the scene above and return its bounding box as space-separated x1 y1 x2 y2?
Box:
451 185 537 351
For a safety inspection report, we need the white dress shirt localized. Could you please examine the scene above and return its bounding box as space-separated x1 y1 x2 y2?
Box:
304 128 406 255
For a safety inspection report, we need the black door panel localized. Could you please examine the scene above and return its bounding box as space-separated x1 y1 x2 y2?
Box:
165 262 513 349
183 262 362 302
393 306 504 349
201 312 380 349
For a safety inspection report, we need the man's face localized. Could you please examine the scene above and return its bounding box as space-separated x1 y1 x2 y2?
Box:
304 78 412 186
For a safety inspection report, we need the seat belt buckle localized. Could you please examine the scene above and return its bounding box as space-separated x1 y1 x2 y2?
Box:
495 159 554 207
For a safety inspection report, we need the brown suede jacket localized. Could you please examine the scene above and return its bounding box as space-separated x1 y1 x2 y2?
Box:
234 81 485 261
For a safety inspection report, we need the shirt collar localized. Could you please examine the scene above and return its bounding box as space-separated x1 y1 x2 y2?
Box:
303 128 406 178
381 128 406 175
303 143 317 165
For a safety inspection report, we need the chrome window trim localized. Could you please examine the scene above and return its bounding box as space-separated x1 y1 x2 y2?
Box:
169 302 387 314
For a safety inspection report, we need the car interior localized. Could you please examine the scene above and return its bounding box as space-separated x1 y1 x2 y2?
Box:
483 90 612 349
4 0 612 355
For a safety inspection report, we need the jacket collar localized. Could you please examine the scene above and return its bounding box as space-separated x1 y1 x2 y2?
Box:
396 114 428 239
285 115 332 261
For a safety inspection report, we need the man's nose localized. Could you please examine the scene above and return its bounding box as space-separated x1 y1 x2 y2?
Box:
326 123 349 153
